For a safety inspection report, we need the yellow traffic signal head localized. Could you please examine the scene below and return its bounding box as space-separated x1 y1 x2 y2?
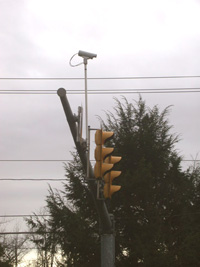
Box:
95 129 114 145
94 129 122 198
95 146 114 161
94 161 113 179
104 156 122 164
104 171 121 199
94 129 115 179
104 184 121 199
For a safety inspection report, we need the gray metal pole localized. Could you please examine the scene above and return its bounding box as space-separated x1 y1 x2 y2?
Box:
101 234 115 267
57 88 115 267
84 58 88 149
57 88 112 233
83 58 90 180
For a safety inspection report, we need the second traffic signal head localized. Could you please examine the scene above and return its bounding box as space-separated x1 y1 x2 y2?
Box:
103 156 122 198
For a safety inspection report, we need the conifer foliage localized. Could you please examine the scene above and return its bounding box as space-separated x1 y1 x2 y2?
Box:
27 97 200 266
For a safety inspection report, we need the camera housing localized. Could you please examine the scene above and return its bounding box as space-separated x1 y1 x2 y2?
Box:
78 50 97 59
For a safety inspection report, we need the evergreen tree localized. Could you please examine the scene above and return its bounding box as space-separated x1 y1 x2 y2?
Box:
27 97 200 266
101 98 195 266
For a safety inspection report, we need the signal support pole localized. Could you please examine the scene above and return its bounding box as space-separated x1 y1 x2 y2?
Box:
101 234 115 267
101 214 115 267
57 89 115 267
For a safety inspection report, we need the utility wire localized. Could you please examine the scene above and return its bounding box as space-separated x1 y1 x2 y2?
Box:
1 88 200 91
0 159 199 181
0 231 51 235
0 178 66 181
2 210 200 219
0 88 200 94
0 160 71 162
1 92 200 95
1 75 200 80
0 159 198 162
2 211 200 235
0 215 50 218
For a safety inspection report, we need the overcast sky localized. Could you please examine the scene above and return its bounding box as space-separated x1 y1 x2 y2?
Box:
0 0 200 237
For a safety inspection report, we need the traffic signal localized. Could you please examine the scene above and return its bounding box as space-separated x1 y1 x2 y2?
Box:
94 129 122 199
94 129 114 179
104 156 121 199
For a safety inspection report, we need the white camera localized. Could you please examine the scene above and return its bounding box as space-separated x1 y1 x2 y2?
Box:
78 50 97 59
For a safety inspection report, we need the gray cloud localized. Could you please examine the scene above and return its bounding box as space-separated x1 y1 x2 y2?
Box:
0 0 200 235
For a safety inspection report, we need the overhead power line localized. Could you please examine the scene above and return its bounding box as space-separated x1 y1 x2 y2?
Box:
0 231 51 235
2 211 200 235
2 210 200 220
0 178 66 181
0 88 200 94
0 214 50 218
0 159 198 162
0 160 71 162
1 75 200 80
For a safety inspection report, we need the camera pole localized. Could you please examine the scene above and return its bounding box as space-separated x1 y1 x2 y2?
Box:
83 57 90 179
77 51 97 180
